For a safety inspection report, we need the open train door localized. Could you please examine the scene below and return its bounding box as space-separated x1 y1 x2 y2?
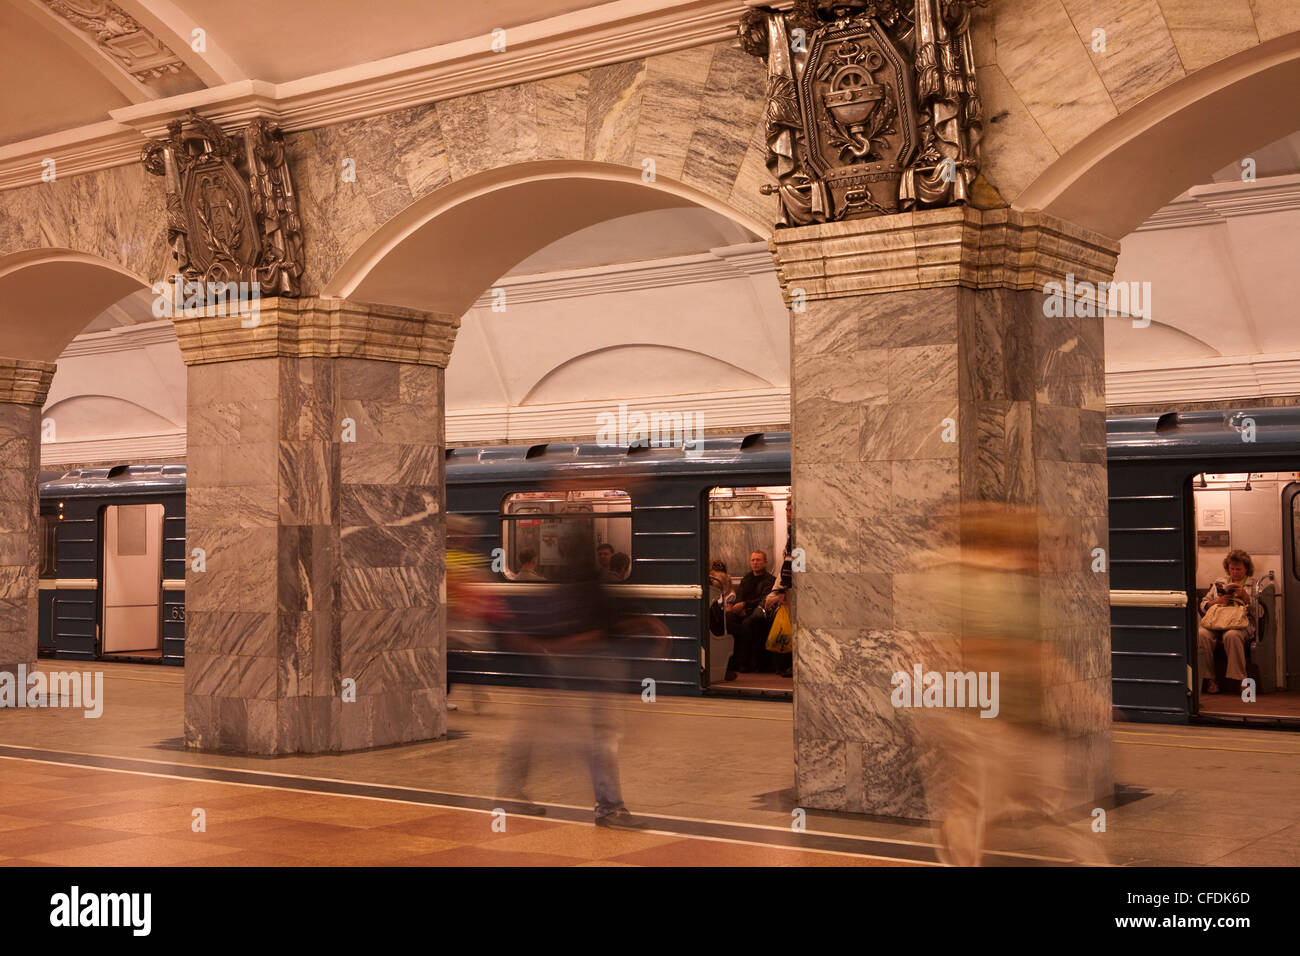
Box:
1280 483 1300 692
100 503 165 657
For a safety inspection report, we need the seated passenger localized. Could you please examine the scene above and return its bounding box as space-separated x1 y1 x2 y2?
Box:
596 543 614 577
608 551 631 581
707 560 738 681
515 549 544 581
727 550 776 673
1197 549 1256 695
765 499 795 678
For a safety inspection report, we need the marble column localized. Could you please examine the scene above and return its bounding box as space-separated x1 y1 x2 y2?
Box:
175 297 458 755
0 359 56 676
774 207 1120 819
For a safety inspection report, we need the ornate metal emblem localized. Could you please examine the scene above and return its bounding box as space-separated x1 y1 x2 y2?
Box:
142 112 304 296
740 0 984 226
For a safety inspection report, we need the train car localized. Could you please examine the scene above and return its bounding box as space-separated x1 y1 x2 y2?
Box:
38 465 187 664
444 433 792 697
1108 409 1300 727
35 410 1300 724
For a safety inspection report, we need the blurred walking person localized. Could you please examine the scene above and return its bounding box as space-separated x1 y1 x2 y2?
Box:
496 550 647 829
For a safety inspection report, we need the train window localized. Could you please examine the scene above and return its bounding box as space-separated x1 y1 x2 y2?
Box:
38 512 57 578
500 490 631 581
707 486 790 579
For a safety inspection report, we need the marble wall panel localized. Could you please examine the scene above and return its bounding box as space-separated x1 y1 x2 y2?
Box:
794 460 890 520
792 397 860 465
992 0 1119 153
789 277 1111 818
890 460 960 519
1161 0 1260 71
285 128 383 297
1064 0 1187 111
971 65 1062 204
727 128 781 228
185 347 444 756
792 296 862 357
392 104 451 200
793 736 848 808
796 351 889 405
889 345 958 403
584 60 648 166
0 163 170 281
535 72 590 161
1250 0 1300 39
860 401 960 461
680 44 767 200
633 47 714 182
0 402 44 670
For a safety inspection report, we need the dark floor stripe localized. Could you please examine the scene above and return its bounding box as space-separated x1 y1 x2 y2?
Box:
0 743 1067 865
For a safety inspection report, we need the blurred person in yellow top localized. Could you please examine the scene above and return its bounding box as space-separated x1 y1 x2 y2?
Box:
906 502 1109 867
445 515 505 712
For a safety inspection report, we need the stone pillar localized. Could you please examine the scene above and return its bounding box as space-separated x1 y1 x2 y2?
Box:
0 359 55 675
775 207 1120 819
176 297 458 755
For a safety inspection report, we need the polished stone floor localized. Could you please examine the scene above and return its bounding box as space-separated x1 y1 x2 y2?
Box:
1 662 1297 866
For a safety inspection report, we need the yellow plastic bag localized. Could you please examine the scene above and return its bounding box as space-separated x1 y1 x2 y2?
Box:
766 604 793 653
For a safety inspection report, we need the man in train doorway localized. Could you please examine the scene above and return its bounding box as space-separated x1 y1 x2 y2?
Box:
728 550 777 673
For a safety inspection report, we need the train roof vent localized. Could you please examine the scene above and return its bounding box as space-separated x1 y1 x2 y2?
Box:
474 446 537 462
524 443 548 459
739 432 766 449
107 465 130 478
1155 412 1179 432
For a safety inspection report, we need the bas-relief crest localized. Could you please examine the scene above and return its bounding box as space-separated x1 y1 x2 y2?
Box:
41 0 195 86
142 112 304 295
740 0 985 226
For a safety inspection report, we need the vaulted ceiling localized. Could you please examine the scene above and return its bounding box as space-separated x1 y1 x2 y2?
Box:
0 0 619 148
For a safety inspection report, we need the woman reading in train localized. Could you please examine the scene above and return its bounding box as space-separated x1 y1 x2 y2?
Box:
1197 549 1257 695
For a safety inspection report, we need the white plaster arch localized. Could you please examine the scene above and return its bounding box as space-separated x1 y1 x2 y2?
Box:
1103 317 1219 364
42 394 180 440
519 343 775 406
0 249 151 361
323 160 767 318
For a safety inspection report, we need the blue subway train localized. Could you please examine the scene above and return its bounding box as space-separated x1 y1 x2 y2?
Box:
35 411 1300 724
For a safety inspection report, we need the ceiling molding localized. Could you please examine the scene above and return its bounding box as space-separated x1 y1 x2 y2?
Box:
0 0 744 191
58 319 177 358
447 386 789 445
479 242 773 308
1135 174 1300 232
39 429 185 466
1106 351 1300 406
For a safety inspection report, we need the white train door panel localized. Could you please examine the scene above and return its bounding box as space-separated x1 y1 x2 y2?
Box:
102 504 163 654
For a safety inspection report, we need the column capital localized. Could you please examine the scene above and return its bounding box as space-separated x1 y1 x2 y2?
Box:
770 207 1122 305
0 358 56 406
172 296 460 368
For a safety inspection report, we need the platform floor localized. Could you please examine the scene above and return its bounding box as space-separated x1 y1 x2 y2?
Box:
1 662 1298 866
